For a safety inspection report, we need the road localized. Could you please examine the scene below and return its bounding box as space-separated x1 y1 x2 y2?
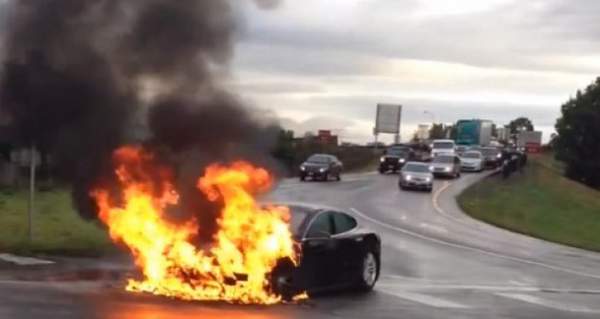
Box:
3 170 600 318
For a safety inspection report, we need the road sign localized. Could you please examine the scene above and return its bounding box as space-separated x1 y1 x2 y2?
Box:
375 104 402 134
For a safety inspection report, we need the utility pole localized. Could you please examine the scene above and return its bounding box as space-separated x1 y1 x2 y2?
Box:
28 144 36 244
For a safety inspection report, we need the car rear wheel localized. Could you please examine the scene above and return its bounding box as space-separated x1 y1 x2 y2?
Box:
357 251 379 291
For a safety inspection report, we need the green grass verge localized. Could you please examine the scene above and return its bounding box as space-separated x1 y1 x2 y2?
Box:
458 154 600 252
0 188 114 256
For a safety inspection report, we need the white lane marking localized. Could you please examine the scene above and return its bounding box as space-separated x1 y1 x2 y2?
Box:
419 223 448 234
496 293 600 314
431 181 450 215
349 208 600 279
0 254 54 266
379 289 470 309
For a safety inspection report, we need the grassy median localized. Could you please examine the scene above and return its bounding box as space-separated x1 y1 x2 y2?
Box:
0 188 114 256
458 154 600 252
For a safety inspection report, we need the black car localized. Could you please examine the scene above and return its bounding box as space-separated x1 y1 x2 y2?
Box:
472 146 503 168
299 154 343 181
270 205 381 299
379 145 414 174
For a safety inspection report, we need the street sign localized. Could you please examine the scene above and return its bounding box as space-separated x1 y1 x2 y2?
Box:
375 104 402 134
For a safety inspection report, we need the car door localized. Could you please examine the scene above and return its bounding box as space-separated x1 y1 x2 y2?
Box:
301 212 338 289
331 212 361 284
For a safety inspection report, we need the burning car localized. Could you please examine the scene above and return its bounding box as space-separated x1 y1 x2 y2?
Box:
270 205 381 300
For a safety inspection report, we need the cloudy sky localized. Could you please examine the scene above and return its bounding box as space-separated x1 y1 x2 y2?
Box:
228 0 600 143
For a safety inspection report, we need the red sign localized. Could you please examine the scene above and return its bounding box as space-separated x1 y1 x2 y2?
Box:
525 142 541 153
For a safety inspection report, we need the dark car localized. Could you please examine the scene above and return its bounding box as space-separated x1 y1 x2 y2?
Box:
472 146 503 168
379 145 414 174
299 154 343 181
270 205 381 299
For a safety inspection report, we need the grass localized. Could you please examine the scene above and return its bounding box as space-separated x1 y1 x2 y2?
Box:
0 188 114 256
458 153 600 252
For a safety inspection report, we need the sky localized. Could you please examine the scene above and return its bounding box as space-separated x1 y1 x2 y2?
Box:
229 0 600 143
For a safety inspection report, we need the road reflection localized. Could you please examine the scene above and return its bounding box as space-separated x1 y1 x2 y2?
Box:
95 299 293 319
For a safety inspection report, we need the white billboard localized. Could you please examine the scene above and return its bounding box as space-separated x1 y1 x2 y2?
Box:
375 104 402 134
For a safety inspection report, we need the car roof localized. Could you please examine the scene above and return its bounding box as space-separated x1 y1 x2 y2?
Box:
432 139 454 143
463 150 482 155
434 154 457 158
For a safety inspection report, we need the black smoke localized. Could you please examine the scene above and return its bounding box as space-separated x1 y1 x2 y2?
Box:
0 0 283 236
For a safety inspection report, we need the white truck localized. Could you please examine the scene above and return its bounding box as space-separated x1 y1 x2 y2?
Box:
517 131 543 153
431 139 456 158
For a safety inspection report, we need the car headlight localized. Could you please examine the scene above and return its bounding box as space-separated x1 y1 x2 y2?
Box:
425 177 432 182
429 166 434 172
445 167 451 172
319 168 326 173
399 158 405 163
497 153 502 159
380 157 385 163
300 166 306 171
405 175 412 181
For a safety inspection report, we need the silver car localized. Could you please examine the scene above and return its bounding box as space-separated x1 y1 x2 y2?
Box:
399 162 434 192
460 151 484 172
430 155 461 178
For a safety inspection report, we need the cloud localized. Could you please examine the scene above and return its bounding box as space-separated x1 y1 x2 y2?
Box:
231 0 597 143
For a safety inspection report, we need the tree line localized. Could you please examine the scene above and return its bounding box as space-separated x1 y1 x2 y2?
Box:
555 77 600 189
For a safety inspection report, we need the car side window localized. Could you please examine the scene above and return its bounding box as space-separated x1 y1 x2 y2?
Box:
332 212 357 234
306 213 334 238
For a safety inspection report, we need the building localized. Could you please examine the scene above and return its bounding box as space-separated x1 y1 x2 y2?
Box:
416 124 430 141
496 127 509 141
316 130 338 146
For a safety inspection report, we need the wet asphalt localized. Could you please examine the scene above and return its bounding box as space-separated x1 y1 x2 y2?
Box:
2 170 600 319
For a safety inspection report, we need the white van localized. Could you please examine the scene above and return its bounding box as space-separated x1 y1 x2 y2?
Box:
431 139 456 158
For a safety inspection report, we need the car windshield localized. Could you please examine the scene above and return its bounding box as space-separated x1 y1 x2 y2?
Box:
462 152 481 159
480 148 499 156
433 156 454 163
307 155 330 164
403 164 430 173
387 148 409 156
433 142 454 149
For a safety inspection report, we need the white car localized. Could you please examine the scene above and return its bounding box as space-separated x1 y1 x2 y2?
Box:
460 151 484 172
431 139 456 158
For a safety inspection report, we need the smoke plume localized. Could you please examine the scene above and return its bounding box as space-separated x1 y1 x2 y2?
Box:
0 0 282 237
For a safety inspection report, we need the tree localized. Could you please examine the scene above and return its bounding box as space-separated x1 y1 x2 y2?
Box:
271 129 296 173
428 123 446 139
555 77 600 189
445 125 457 140
508 117 534 134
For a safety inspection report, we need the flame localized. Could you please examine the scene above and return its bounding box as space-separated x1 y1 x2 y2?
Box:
92 146 301 304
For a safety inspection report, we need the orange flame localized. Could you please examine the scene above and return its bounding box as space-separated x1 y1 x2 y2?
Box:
92 146 300 304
